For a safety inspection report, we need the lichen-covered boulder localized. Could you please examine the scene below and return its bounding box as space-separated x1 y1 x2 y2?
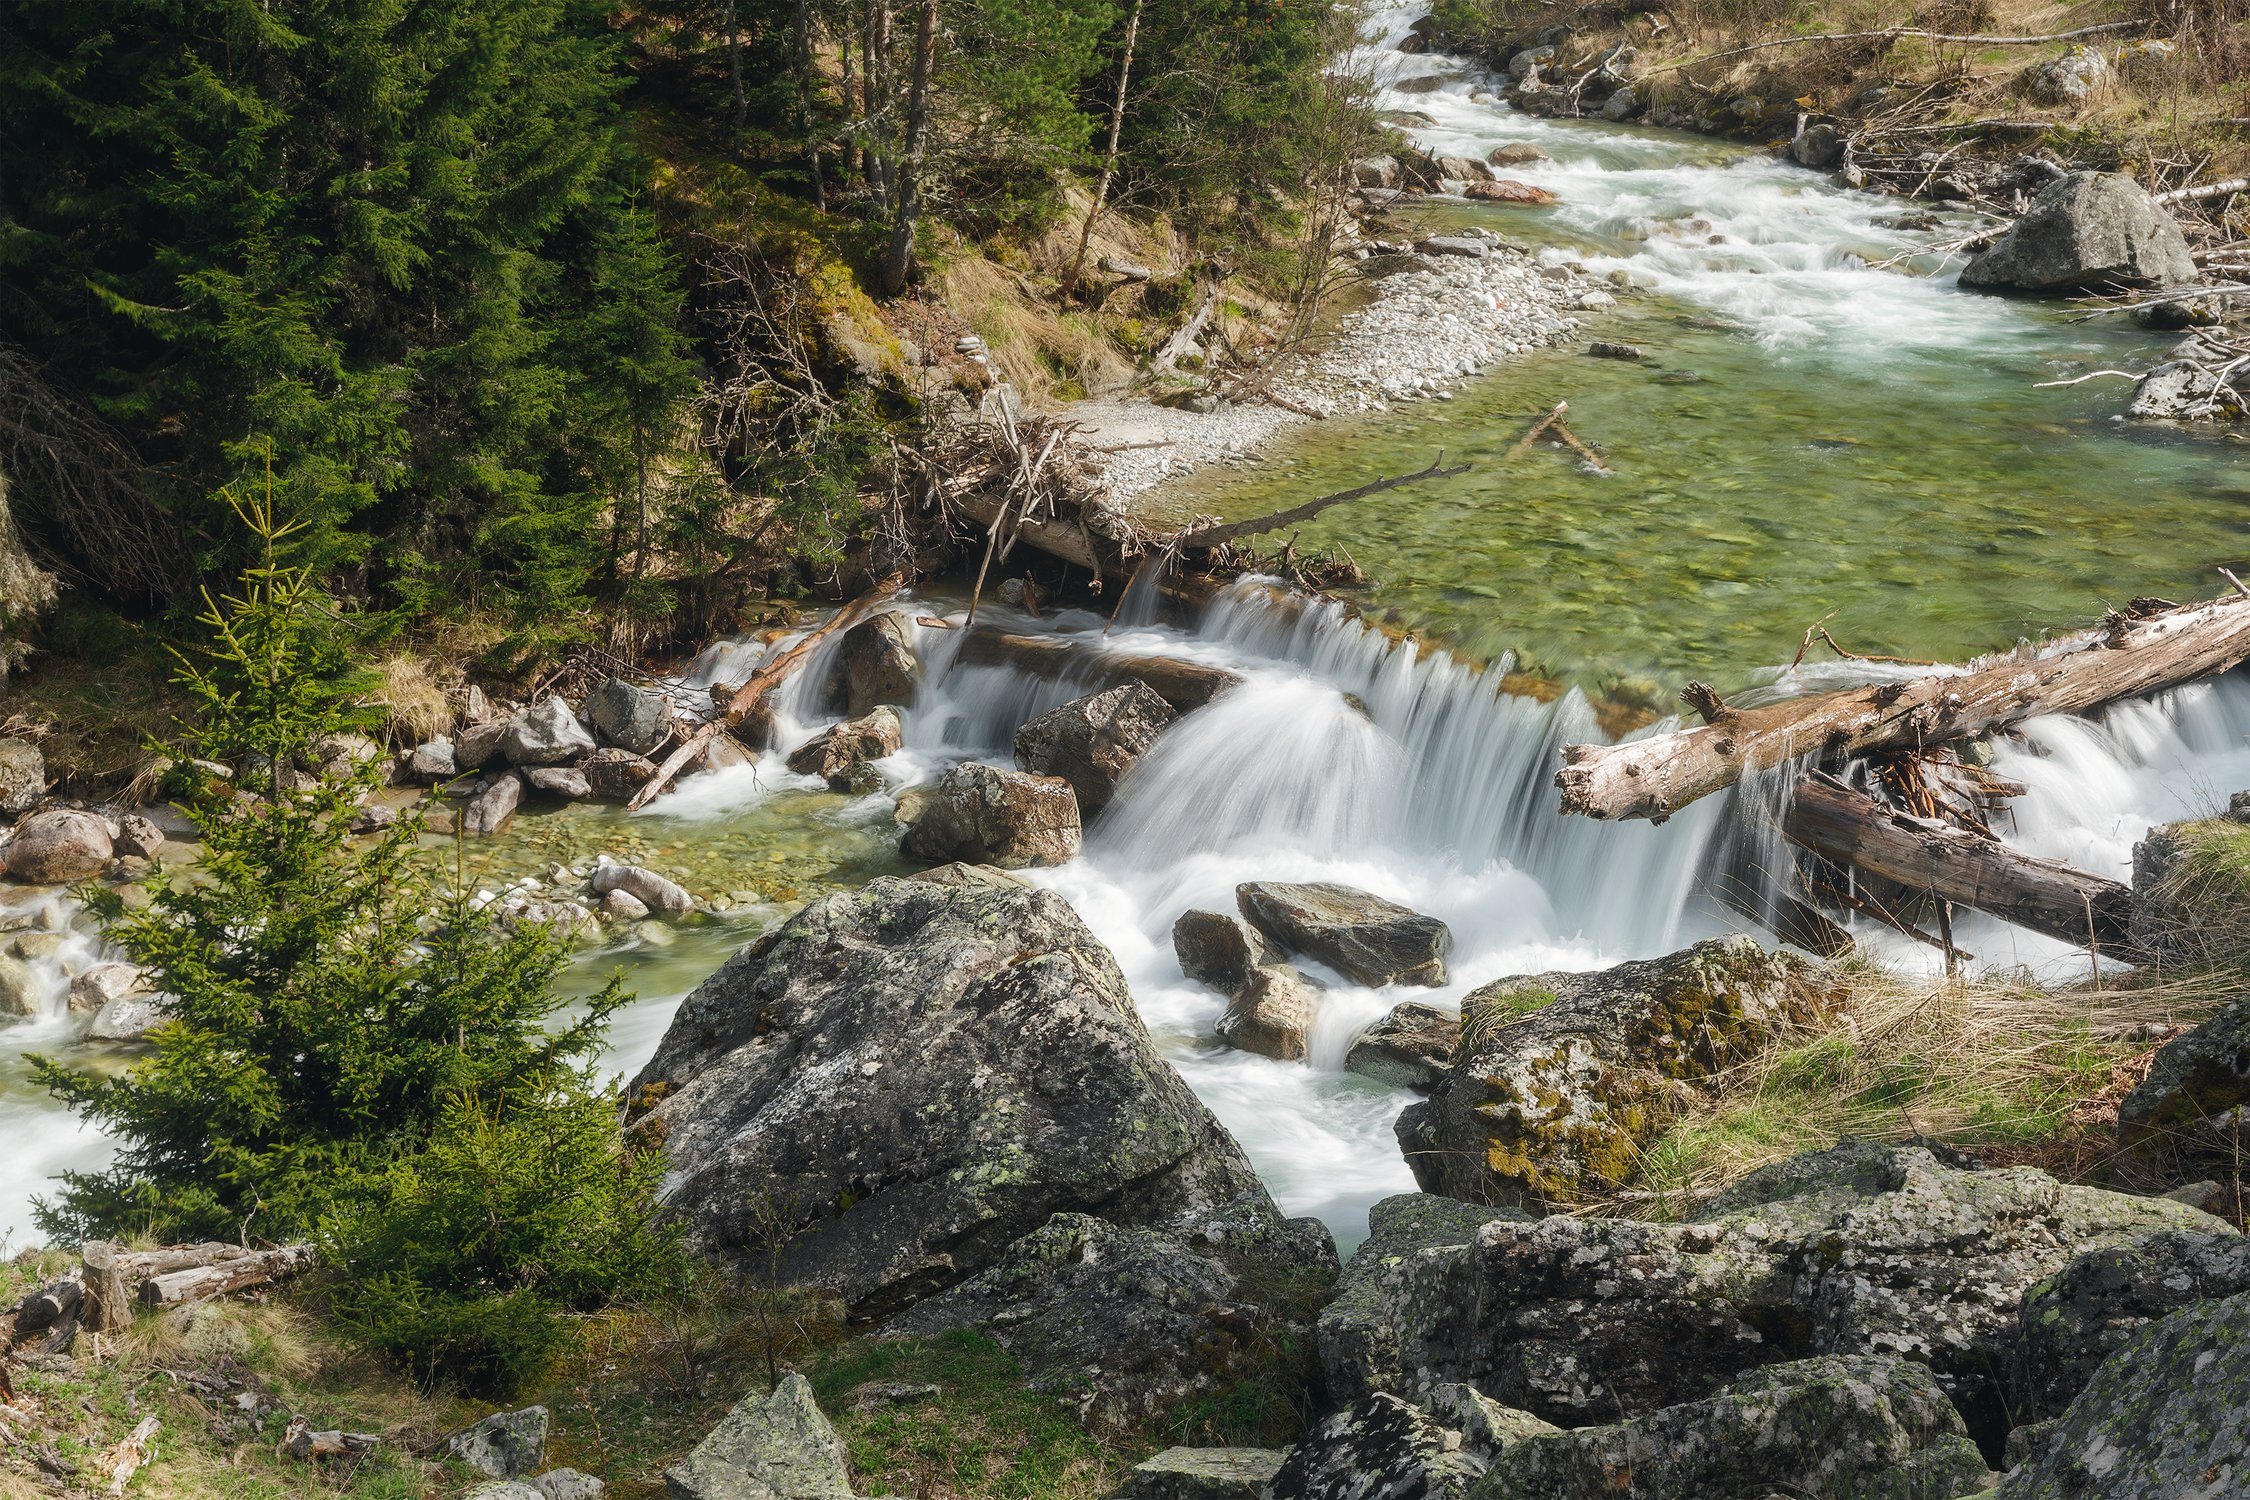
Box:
898 763 1080 869
501 696 597 767
1216 963 1318 1062
1012 682 1174 816
0 738 45 816
2028 45 2108 106
1269 1393 1482 1500
1478 1356 1992 1500
2005 1228 2250 1422
444 1406 549 1480
1323 1142 2227 1447
1318 1192 1526 1405
833 612 921 716
627 877 1292 1318
666 1373 853 1500
1344 1002 1459 1090
1396 937 1837 1208
1999 1292 2250 1499
888 1210 1334 1432
1113 1447 1288 1500
786 706 902 794
454 717 510 770
587 677 673 756
1172 909 1274 996
1959 171 2196 293
3 808 113 884
2117 995 2250 1174
1236 881 1450 987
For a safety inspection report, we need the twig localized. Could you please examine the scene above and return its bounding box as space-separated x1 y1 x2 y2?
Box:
1510 402 1569 456
2155 177 2248 206
2033 369 2147 388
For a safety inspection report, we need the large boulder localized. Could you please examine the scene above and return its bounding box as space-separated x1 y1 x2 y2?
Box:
786 707 902 794
888 1210 1334 1432
0 739 44 816
2005 1228 2250 1422
1396 937 1837 1208
1011 683 1174 816
666 1373 853 1500
1478 1356 1991 1500
2117 995 2250 1172
1236 881 1450 988
1269 1393 1484 1500
444 1406 549 1480
1321 1141 2227 1448
587 678 673 757
501 697 597 767
2028 45 2108 106
832 612 921 716
1344 1002 1459 1090
1959 171 2197 293
0 952 39 1016
626 877 1295 1318
3 809 114 884
1999 1292 2250 1499
898 763 1080 869
1319 1192 1525 1405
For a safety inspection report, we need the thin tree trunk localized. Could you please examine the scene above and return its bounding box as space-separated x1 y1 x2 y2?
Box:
866 0 895 215
793 0 827 210
632 433 649 587
725 0 747 133
879 0 938 296
1068 0 1143 291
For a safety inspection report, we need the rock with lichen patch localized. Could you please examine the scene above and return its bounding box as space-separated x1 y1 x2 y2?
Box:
1269 1392 1483 1500
786 706 902 794
1318 1192 1526 1405
666 1373 853 1500
1012 682 1174 816
1237 880 1450 987
1113 1446 1289 1499
1344 1002 1459 1090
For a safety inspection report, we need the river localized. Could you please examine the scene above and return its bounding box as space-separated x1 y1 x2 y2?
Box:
4 7 2247 1252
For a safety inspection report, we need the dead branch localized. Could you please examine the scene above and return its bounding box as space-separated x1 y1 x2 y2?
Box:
1152 283 1219 376
1171 455 1467 550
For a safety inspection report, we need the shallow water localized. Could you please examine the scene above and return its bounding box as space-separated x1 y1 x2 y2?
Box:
6 8 2250 1251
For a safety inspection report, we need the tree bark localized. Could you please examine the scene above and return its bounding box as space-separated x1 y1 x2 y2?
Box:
879 0 939 296
79 1243 129 1335
1556 594 2250 822
136 1245 313 1311
725 0 747 133
1781 772 2135 951
793 0 828 210
1067 0 1144 291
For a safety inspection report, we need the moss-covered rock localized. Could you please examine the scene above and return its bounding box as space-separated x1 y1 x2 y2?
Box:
1317 1192 1526 1405
667 1372 855 1500
1396 937 1840 1208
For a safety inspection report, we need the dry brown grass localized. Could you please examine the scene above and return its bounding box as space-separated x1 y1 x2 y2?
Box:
372 653 458 747
933 253 1137 404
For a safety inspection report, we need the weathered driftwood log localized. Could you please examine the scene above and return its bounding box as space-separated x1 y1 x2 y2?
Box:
136 1244 313 1312
1782 773 2135 951
12 1277 82 1333
954 627 1243 711
98 1415 160 1495
953 489 1110 573
1557 594 2250 821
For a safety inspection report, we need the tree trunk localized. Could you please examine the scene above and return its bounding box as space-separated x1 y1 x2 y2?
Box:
1067 0 1144 291
79 1243 129 1334
136 1245 314 1312
1781 772 2136 952
1152 281 1218 374
793 0 828 210
879 0 938 296
725 0 747 133
1556 593 2250 822
865 0 895 216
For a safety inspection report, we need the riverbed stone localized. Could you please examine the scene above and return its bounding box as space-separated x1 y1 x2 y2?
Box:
587 677 673 756
786 706 902 793
898 763 1080 869
626 876 1297 1318
3 810 114 884
455 719 510 770
601 888 651 922
502 697 597 767
1396 936 1836 1207
1486 142 1548 165
582 748 659 802
461 772 524 836
525 766 591 801
445 1406 548 1480
834 612 921 716
591 862 693 916
1113 1446 1288 1499
1343 1002 1458 1090
1236 881 1449 987
1477 1355 1992 1500
1791 121 1844 168
2006 1227 2250 1422
2127 333 2247 422
1414 235 1489 259
1215 962 1319 1062
0 739 44 817
1959 171 2196 293
1171 909 1274 996
0 952 37 1017
1999 1292 2250 1499
68 962 143 1014
112 813 164 860
1012 683 1174 816
668 1373 851 1500
86 991 169 1042
1332 1143 2228 1450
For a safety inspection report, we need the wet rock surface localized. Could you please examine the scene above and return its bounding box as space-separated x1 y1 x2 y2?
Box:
834 613 921 716
461 772 525 835
1011 682 1174 815
502 697 597 767
1171 909 1276 996
1344 1002 1459 1090
3 809 114 884
1215 962 1320 1062
787 706 903 793
628 877 1291 1318
898 763 1081 869
1236 881 1450 987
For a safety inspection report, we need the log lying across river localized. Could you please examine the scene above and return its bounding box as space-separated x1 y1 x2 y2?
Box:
1556 593 2250 822
1781 773 2137 953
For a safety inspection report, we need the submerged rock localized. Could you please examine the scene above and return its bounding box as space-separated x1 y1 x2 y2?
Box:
525 766 590 801
626 877 1290 1318
4 809 113 884
786 706 902 793
1959 171 2196 293
1322 1141 2226 1446
1999 1291 2250 1499
833 612 921 716
898 763 1080 869
1343 1002 1459 1090
666 1373 853 1500
1011 682 1174 815
1236 881 1450 987
1478 1355 1991 1500
1397 937 1836 1207
1215 962 1319 1062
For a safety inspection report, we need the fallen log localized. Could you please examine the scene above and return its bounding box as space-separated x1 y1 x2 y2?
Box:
1556 592 2250 821
136 1244 313 1312
1781 773 2135 952
1153 282 1219 375
628 578 903 811
1171 455 1468 551
953 489 1108 573
12 1278 82 1334
954 627 1243 711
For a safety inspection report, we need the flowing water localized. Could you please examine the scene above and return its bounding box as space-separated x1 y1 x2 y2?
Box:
6 8 2250 1251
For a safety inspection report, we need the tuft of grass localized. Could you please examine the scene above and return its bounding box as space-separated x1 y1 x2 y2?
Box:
372 652 456 747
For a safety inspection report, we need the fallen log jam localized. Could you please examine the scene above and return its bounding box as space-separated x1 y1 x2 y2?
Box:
1781 772 2136 953
1556 592 2250 822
